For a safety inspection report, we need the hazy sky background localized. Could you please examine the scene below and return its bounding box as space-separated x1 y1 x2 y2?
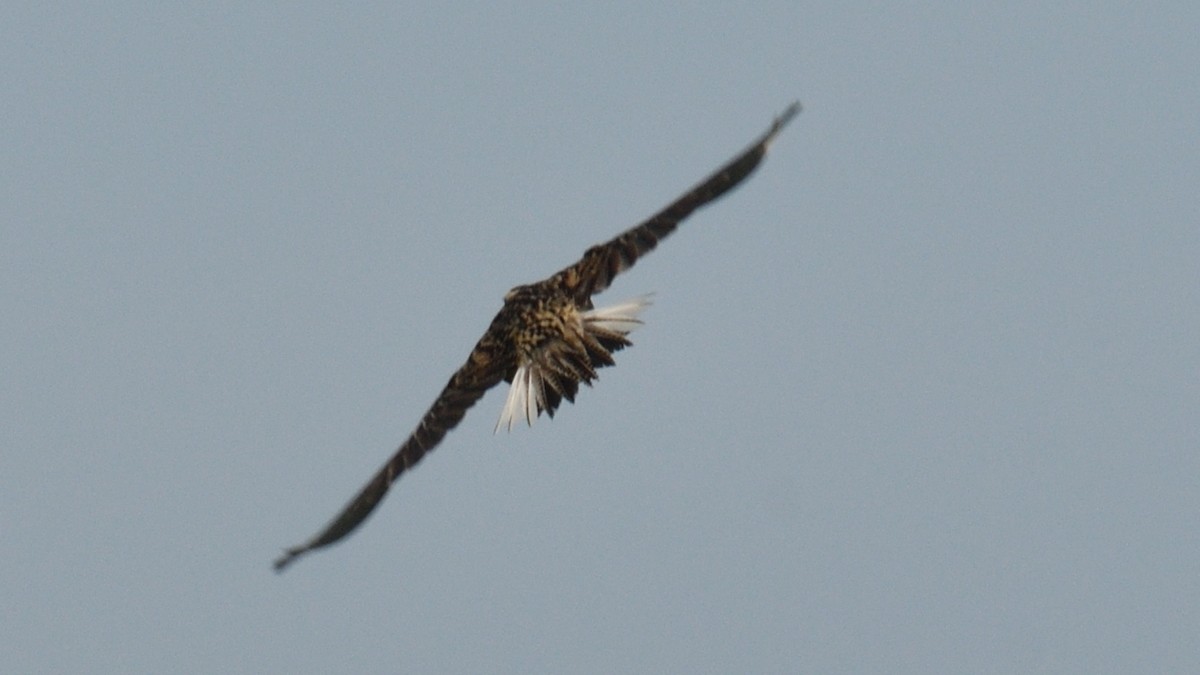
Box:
3 3 1197 673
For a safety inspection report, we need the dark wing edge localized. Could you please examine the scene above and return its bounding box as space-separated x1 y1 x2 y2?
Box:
552 101 801 302
273 340 507 572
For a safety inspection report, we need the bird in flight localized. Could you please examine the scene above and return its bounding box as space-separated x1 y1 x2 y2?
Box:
274 102 801 572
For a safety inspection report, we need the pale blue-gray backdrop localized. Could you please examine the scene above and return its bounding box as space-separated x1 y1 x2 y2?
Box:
3 3 1196 673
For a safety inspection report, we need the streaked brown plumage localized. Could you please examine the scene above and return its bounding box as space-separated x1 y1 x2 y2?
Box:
274 103 800 571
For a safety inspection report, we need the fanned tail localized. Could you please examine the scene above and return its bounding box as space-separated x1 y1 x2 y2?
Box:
495 296 652 431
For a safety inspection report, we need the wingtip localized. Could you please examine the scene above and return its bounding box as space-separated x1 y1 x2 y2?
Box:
767 101 801 142
273 545 307 573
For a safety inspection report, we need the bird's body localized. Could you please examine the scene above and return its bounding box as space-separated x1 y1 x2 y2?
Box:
493 283 650 432
274 103 800 571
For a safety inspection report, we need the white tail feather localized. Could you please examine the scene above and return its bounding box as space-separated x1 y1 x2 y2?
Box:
497 365 526 432
496 364 548 432
583 295 653 333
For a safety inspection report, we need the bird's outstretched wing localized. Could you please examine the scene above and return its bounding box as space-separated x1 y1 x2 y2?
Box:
274 103 801 572
551 102 800 303
273 336 508 572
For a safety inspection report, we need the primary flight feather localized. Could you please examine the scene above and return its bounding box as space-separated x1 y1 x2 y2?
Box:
274 102 800 571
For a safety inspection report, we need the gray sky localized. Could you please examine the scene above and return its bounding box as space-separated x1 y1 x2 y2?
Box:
3 3 1197 673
